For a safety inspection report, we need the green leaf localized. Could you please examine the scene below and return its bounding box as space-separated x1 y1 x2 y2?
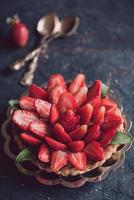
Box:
111 131 133 145
101 83 110 97
16 148 36 162
8 99 19 109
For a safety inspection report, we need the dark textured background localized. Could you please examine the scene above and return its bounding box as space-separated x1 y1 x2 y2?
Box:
0 0 134 199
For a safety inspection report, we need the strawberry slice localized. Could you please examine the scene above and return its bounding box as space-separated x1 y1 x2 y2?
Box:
49 85 66 104
59 109 80 132
68 152 87 170
69 125 87 140
69 74 85 94
19 96 35 110
45 136 67 150
85 123 100 143
12 110 38 131
20 133 41 145
101 98 117 110
53 123 72 144
35 99 51 119
29 119 49 138
29 83 48 100
92 106 106 125
79 103 93 124
51 150 68 172
102 114 122 131
106 106 117 114
98 129 116 147
84 141 104 161
87 80 101 100
88 96 101 110
47 74 66 92
68 141 85 152
57 92 77 113
49 105 59 125
74 86 88 107
38 144 50 163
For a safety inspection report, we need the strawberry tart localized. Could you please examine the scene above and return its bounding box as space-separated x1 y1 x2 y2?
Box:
10 74 133 176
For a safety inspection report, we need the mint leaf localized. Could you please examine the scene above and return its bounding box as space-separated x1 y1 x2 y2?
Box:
111 131 133 145
16 148 36 162
101 83 110 97
8 99 19 109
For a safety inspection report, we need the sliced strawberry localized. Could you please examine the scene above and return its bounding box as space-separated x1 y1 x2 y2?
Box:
47 74 66 92
88 96 101 111
45 136 67 150
85 123 100 143
87 80 101 100
84 141 104 161
69 74 85 94
92 106 106 125
38 144 50 163
12 110 38 131
19 96 35 110
35 99 51 119
68 152 87 170
74 86 88 107
69 125 87 140
57 92 77 113
106 106 117 114
79 103 93 124
29 119 49 138
59 109 80 132
101 98 117 110
102 114 122 131
29 83 48 100
98 129 116 147
49 85 66 104
53 123 72 144
51 150 68 172
50 105 59 125
20 133 41 145
68 141 85 152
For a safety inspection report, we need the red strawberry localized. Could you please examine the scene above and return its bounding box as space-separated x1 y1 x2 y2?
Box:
79 103 93 124
98 129 116 147
69 125 87 140
12 110 38 131
51 150 68 172
47 74 66 92
74 86 88 107
29 83 48 100
68 152 87 170
92 106 106 125
20 133 41 145
87 80 101 100
38 144 50 163
19 96 35 110
59 109 80 132
69 74 85 94
53 123 72 144
102 114 122 131
49 85 66 104
57 92 77 113
85 123 100 143
101 98 117 110
106 106 117 114
8 16 29 48
35 99 51 119
29 120 49 138
84 141 104 161
88 96 101 110
49 105 59 125
45 136 67 150
68 141 85 152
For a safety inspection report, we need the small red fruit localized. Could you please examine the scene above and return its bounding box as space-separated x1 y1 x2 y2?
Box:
92 106 106 125
49 85 66 104
47 74 66 92
74 86 88 107
79 103 93 124
45 136 67 150
38 144 50 163
35 99 51 119
69 125 87 140
88 96 101 110
102 114 122 131
85 123 100 143
101 98 117 110
87 80 101 100
49 105 59 125
68 141 85 152
29 83 48 100
68 152 87 170
19 96 35 110
99 129 116 147
20 133 41 145
69 74 85 94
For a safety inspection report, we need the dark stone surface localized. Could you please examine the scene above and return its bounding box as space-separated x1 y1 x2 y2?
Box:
0 0 134 199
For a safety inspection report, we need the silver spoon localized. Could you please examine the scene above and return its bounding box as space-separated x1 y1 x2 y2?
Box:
10 13 60 71
20 16 79 86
